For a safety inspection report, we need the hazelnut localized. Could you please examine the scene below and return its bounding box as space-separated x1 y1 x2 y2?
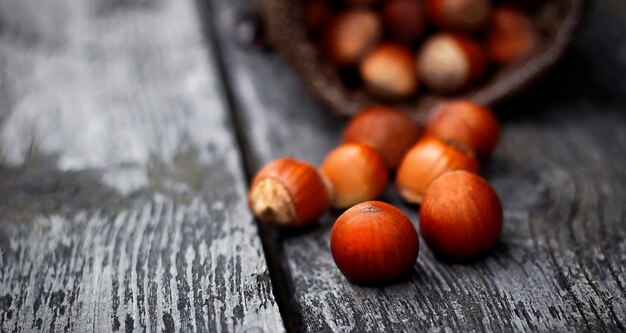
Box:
420 170 503 260
248 158 331 227
331 201 419 285
396 136 478 204
324 10 382 66
382 0 426 45
417 33 487 94
360 44 419 100
487 6 538 65
320 143 389 209
425 100 500 158
343 106 422 169
427 0 490 32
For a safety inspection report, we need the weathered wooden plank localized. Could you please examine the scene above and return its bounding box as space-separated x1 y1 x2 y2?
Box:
0 0 283 331
209 0 626 331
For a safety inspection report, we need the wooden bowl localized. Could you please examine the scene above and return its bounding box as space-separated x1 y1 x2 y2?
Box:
260 0 587 121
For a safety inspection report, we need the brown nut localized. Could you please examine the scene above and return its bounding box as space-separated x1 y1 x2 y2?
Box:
487 6 538 65
343 106 422 169
324 10 382 66
396 136 478 204
427 0 491 32
420 170 503 260
360 43 419 100
331 201 419 285
248 158 331 227
321 143 389 209
382 0 426 44
425 100 500 158
417 33 487 94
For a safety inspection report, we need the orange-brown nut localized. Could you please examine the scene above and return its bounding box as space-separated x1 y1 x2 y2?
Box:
331 201 419 285
487 6 537 65
382 0 426 44
324 10 382 66
320 143 389 209
360 44 419 100
343 106 422 169
417 33 487 94
427 0 490 32
420 170 503 260
248 158 331 227
426 100 500 158
396 136 478 204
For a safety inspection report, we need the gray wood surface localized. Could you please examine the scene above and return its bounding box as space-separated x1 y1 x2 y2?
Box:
0 0 283 331
209 0 626 331
1 0 624 331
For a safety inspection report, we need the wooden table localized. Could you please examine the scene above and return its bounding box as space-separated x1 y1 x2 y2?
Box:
0 0 624 331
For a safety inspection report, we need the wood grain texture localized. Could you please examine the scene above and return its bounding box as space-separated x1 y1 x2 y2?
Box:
0 0 283 331
209 0 626 331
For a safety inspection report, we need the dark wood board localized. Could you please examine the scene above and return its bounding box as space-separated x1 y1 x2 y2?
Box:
208 0 626 331
0 0 283 331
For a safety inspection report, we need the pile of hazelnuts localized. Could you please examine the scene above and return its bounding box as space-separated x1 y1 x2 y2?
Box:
306 0 538 97
248 100 503 285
